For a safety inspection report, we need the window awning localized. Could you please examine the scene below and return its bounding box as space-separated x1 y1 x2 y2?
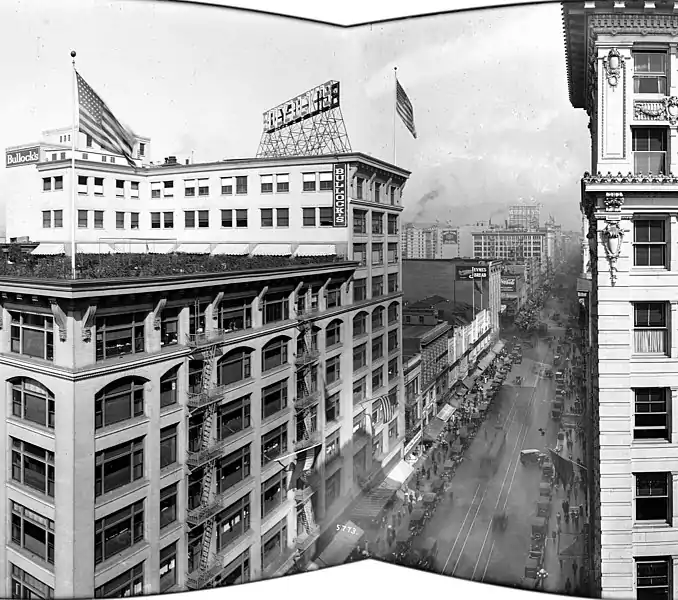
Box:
436 404 456 423
77 243 113 254
351 487 397 521
461 375 477 390
250 244 292 257
492 340 506 354
423 417 446 442
477 352 497 372
176 243 211 254
31 243 65 256
211 243 250 256
294 244 337 257
113 242 175 254
315 521 364 569
379 460 414 491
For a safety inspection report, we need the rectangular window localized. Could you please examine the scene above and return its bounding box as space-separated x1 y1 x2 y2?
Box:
353 209 367 234
388 302 399 324
10 312 54 361
326 283 342 309
160 425 177 469
633 128 668 175
96 312 146 361
163 181 174 197
261 208 274 228
78 175 88 194
372 335 384 361
388 242 399 263
325 468 341 510
184 179 196 197
388 357 399 381
236 175 248 194
319 171 333 191
276 208 289 227
326 320 342 348
389 418 398 438
388 214 399 235
372 212 384 234
185 211 196 228
261 175 273 194
262 379 288 419
94 562 144 598
221 177 233 195
11 563 54 600
372 366 384 391
163 212 174 229
634 302 668 354
634 219 666 267
302 173 316 192
138 143 145 157
151 212 161 229
319 207 334 227
159 542 177 592
262 470 286 517
198 210 209 228
353 376 367 405
372 275 384 297
236 209 248 227
11 438 55 497
261 519 287 570
130 212 139 229
263 292 289 324
151 182 161 198
217 495 251 551
198 178 209 196
217 395 251 440
353 278 367 303
356 177 364 200
95 438 144 497
634 52 668 94
636 557 671 600
353 243 367 266
354 343 367 371
217 299 254 333
261 424 288 465
54 176 63 191
634 388 669 440
130 181 139 198
635 472 671 522
94 500 144 565
78 210 88 228
10 501 55 565
91 177 103 194
325 392 341 424
115 180 125 197
388 273 399 293
303 208 316 227
116 212 125 229
216 445 251 493
325 431 340 463
94 210 104 229
42 177 51 192
160 483 177 529
221 209 233 228
42 211 51 228
326 355 341 385
390 186 397 205
372 242 384 265
276 174 289 193
375 182 381 202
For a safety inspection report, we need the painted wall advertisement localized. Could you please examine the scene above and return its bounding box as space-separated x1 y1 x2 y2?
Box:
501 276 517 292
333 163 347 227
456 265 488 280
441 229 458 245
6 146 40 168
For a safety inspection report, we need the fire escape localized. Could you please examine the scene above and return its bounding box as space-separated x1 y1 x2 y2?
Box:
185 300 230 590
292 285 321 553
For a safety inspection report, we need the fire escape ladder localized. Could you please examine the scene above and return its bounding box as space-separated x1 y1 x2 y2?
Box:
199 518 214 571
200 344 218 394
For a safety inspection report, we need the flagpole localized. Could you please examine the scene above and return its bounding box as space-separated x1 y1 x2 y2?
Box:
393 66 397 165
70 51 77 279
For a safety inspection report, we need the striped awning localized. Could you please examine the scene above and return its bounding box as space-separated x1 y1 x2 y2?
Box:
31 243 65 256
113 242 175 254
176 243 211 254
250 244 292 257
211 244 249 256
77 243 113 254
294 244 337 257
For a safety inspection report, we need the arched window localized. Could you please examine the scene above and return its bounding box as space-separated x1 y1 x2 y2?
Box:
371 306 385 331
262 337 290 373
217 348 253 386
353 311 368 338
325 319 343 348
11 378 55 429
160 365 181 409
95 377 147 429
388 301 400 325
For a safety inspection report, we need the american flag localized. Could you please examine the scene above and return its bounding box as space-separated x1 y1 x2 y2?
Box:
76 71 136 166
396 78 417 139
374 394 398 424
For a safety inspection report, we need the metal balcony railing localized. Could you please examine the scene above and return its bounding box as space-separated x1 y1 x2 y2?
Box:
295 349 321 366
294 389 321 410
296 306 321 320
295 525 320 552
186 492 228 527
294 430 322 451
185 329 228 348
187 438 231 469
294 485 315 503
186 385 228 409
186 561 224 590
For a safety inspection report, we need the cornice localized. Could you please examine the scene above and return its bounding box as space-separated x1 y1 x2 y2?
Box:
589 12 678 37
583 171 678 184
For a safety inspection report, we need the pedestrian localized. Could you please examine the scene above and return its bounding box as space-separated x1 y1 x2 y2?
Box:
408 501 413 514
551 530 556 544
559 558 564 570
565 578 572 594
433 462 438 476
572 562 578 579
579 503 585 518
563 498 570 514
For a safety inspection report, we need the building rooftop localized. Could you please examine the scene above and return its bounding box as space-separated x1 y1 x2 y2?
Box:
0 251 349 283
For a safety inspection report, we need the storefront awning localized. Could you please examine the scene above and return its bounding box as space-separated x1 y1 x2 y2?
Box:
351 488 397 520
477 352 496 373
250 244 292 256
423 417 446 442
77 243 113 254
176 243 211 254
113 242 175 254
492 340 506 355
294 244 337 257
436 404 456 423
461 375 477 390
379 460 414 491
31 243 65 256
315 521 364 569
211 243 250 256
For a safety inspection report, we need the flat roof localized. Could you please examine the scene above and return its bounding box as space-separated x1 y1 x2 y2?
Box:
0 253 357 298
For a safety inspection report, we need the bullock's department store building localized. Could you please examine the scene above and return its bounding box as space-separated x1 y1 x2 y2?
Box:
1 127 410 597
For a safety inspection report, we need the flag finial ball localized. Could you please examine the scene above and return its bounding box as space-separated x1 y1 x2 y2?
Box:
70 50 76 58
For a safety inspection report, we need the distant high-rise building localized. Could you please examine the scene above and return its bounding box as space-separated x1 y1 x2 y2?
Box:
401 223 487 259
508 203 540 230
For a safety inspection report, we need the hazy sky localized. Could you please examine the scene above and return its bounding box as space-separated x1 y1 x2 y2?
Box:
0 0 590 230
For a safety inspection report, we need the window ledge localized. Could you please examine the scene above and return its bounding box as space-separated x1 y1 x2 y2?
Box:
6 417 56 439
261 362 292 381
326 342 343 355
8 545 54 573
632 438 671 445
95 541 150 579
95 416 150 439
95 478 149 512
159 522 185 544
633 521 671 530
6 482 55 507
160 463 184 479
326 378 343 393
630 354 671 360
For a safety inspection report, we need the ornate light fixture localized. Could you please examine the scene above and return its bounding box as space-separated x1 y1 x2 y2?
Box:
602 48 624 87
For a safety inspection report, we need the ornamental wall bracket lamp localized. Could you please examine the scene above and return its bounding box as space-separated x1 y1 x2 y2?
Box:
602 48 624 87
604 191 624 212
601 221 624 287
